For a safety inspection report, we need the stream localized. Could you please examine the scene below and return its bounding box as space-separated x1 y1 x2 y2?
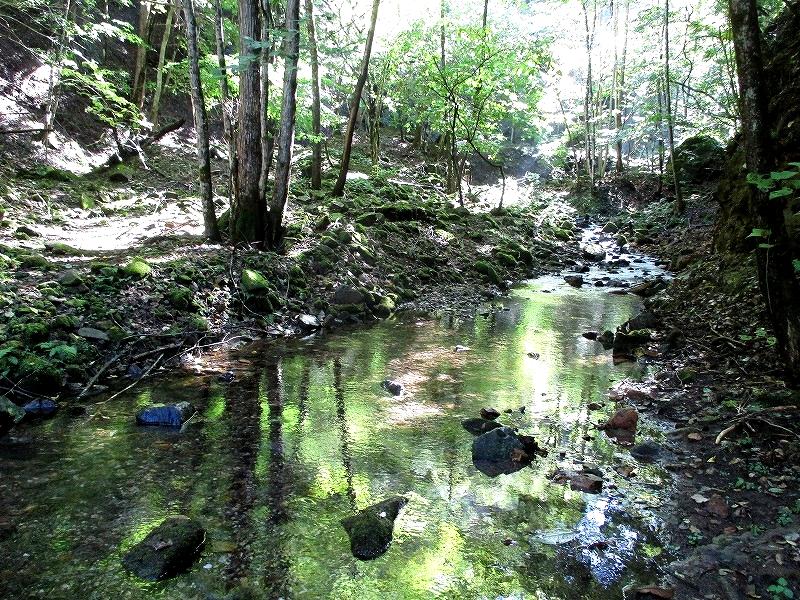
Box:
0 227 674 599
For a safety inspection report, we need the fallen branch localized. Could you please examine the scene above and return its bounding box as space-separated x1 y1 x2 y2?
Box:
92 118 185 173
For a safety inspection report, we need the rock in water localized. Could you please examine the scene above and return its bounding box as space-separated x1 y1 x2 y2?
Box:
22 399 58 418
135 402 195 427
380 380 403 396
472 426 534 476
462 417 503 436
122 516 206 581
550 469 603 493
480 407 501 420
341 496 407 560
601 407 639 445
582 244 607 262
1 396 25 437
564 275 584 288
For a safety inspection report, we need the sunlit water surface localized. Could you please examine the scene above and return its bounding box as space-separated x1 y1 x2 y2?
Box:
0 242 673 599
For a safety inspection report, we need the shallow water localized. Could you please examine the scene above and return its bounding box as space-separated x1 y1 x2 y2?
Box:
0 233 673 599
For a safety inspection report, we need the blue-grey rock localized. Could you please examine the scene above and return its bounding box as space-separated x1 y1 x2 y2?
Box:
22 399 58 417
472 426 524 463
135 402 195 427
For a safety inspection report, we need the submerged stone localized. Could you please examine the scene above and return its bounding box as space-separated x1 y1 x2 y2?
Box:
1 396 25 438
122 516 206 581
551 469 603 493
380 379 403 396
462 417 503 436
341 496 407 560
472 426 533 477
136 402 195 427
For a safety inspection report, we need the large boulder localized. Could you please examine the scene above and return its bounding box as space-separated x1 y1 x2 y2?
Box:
122 516 206 580
581 244 607 262
135 402 195 427
331 285 365 305
341 496 407 560
22 399 58 418
673 135 725 183
0 396 25 437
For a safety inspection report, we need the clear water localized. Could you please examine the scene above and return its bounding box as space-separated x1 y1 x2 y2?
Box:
0 239 672 599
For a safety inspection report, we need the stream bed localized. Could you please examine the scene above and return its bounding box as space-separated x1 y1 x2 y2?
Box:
0 230 675 599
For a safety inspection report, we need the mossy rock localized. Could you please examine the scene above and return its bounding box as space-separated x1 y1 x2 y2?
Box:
124 258 152 279
13 321 50 344
18 253 52 269
373 295 396 318
356 212 384 226
551 227 572 241
167 286 197 312
18 165 75 182
89 261 117 274
494 252 518 268
217 208 230 233
122 516 206 581
16 353 64 392
241 269 271 294
321 234 340 248
474 260 501 285
44 242 81 256
673 135 725 183
53 314 79 330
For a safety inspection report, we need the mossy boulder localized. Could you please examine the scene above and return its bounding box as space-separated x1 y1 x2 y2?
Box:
167 286 197 311
373 295 395 318
18 253 50 269
44 241 81 256
341 497 408 560
124 258 152 279
0 396 25 438
122 516 206 581
241 269 280 312
474 260 501 285
16 353 64 392
673 135 725 183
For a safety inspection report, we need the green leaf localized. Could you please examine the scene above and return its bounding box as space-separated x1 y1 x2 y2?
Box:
747 228 769 238
758 243 776 249
793 259 800 273
769 188 793 199
770 171 799 181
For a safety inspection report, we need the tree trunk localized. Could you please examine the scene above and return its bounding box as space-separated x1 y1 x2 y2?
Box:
232 0 263 244
181 0 219 241
331 0 381 197
306 0 322 190
213 0 236 205
41 0 73 150
728 0 800 379
582 0 595 192
258 0 274 200
150 0 175 128
664 0 685 213
266 0 301 249
132 1 152 107
615 0 628 173
657 78 665 196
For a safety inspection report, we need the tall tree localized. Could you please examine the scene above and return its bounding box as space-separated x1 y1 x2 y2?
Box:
331 0 381 197
581 0 596 191
258 0 275 200
213 0 236 201
306 0 323 190
266 0 301 248
728 0 800 379
232 0 263 243
150 0 176 127
131 0 152 108
664 0 684 213
615 0 629 173
181 0 220 241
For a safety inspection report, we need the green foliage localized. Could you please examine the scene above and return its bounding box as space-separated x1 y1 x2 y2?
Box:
767 578 795 600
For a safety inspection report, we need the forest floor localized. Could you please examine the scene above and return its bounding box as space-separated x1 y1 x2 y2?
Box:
1 132 799 599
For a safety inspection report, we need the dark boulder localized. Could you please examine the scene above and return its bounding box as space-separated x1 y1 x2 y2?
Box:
472 426 533 476
631 439 666 462
598 330 615 349
673 135 725 183
1 396 25 438
135 402 195 427
380 380 403 396
550 469 603 493
122 516 206 581
613 329 651 360
341 496 407 560
332 285 365 305
621 312 660 332
462 417 503 436
564 275 584 288
480 407 501 420
22 399 58 418
628 278 668 297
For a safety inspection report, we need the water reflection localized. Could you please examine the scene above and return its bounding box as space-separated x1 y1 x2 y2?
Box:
0 266 672 599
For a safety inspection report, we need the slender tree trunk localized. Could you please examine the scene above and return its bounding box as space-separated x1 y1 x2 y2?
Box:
232 0 264 243
482 0 488 29
150 0 175 127
41 0 73 149
615 0 628 173
132 1 152 107
657 78 665 196
331 0 381 197
266 0 301 249
213 0 236 206
259 0 274 200
306 0 322 189
582 0 595 192
182 0 219 241
664 0 684 213
728 0 800 379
